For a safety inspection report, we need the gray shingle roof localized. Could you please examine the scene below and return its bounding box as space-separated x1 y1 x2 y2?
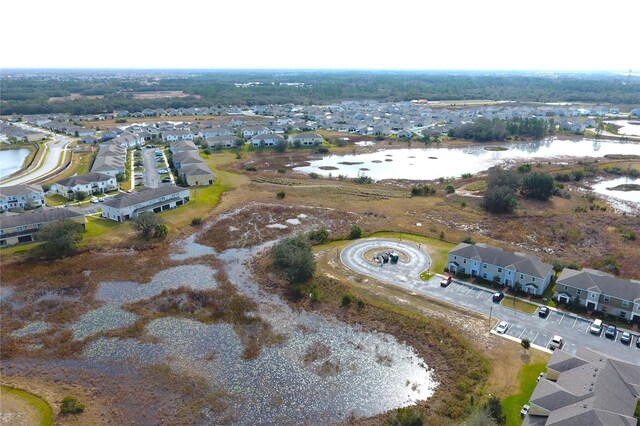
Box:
101 186 188 210
54 172 113 187
179 163 214 176
0 207 84 229
450 243 553 279
557 268 640 303
0 184 44 198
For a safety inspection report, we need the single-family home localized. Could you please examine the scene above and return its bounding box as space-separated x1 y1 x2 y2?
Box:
555 268 640 323
111 132 144 149
447 243 554 296
100 186 190 222
205 135 237 149
169 139 198 154
250 134 285 147
522 347 640 426
242 125 270 138
0 207 86 246
395 129 413 138
172 150 203 169
81 135 98 144
288 132 324 146
163 130 194 142
0 184 46 212
51 172 117 199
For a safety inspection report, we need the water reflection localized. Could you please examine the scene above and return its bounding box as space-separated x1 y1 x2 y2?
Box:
295 138 640 180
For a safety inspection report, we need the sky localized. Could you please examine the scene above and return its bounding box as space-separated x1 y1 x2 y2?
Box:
2 0 639 71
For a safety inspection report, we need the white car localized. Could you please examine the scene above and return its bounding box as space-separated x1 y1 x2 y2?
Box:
496 321 509 334
90 197 99 204
549 335 563 350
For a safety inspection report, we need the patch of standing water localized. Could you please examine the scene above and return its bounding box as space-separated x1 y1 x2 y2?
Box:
266 223 288 229
95 265 218 304
72 305 138 340
295 138 640 180
170 233 216 261
590 176 640 213
11 321 51 337
285 218 301 225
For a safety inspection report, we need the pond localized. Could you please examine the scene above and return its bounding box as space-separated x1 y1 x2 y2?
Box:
294 138 640 180
0 148 30 180
605 120 640 137
590 176 640 212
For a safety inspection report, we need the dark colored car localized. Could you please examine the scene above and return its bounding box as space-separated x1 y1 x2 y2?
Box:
538 306 550 318
162 178 172 183
492 292 504 303
605 325 617 340
636 337 640 349
620 331 632 345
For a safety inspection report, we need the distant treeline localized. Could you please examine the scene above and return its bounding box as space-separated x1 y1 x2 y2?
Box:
1 70 639 115
448 117 550 141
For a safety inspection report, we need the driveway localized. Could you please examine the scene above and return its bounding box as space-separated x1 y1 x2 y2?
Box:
341 239 640 365
142 148 160 188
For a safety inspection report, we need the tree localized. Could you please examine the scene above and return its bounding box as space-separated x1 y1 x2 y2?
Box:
37 219 84 258
483 395 506 425
482 185 517 213
74 191 87 202
445 185 455 194
521 172 554 200
271 235 316 284
133 211 159 239
60 396 85 415
349 225 362 239
116 172 126 182
521 338 531 354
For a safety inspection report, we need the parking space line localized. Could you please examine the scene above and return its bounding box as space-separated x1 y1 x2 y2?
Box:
558 314 565 324
571 318 578 329
532 331 539 342
465 287 474 295
486 294 494 302
476 291 485 299
518 329 526 339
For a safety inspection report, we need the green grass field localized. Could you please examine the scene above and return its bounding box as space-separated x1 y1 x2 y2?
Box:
501 297 539 314
0 385 54 426
502 361 546 426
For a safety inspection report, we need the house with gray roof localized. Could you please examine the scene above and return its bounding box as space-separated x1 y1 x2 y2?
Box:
288 132 324 146
205 135 237 149
522 347 640 426
447 243 554 295
91 143 126 177
101 186 190 222
0 207 85 246
169 139 198 154
51 172 117 199
555 268 640 323
0 184 46 212
250 133 284 147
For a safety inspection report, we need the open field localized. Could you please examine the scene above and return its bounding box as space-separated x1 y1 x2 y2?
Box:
131 90 196 99
502 361 547 425
48 93 103 102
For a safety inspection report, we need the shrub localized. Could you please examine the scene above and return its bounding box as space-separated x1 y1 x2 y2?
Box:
133 211 159 239
276 191 285 199
37 219 85 258
462 236 475 244
411 185 436 196
308 228 329 244
309 172 320 179
60 396 85 415
521 172 554 200
245 165 257 171
341 293 353 307
483 395 505 425
461 172 473 179
74 191 87 202
271 236 316 284
385 407 424 426
191 217 202 226
445 185 455 194
349 225 362 239
309 285 321 303
155 224 168 238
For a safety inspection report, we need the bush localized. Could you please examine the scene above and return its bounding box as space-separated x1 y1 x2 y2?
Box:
74 191 87 202
462 235 475 244
309 285 321 303
341 293 353 307
483 395 505 425
60 396 85 415
309 172 320 179
349 225 362 239
385 407 424 426
133 211 159 239
245 165 257 171
37 219 85 258
191 217 202 226
521 172 554 200
445 185 455 194
276 191 286 199
308 228 329 244
482 185 517 213
411 185 436 196
155 224 168 238
271 236 316 284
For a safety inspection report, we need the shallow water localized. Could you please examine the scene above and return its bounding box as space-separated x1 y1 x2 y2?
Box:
11 321 50 337
295 138 640 180
0 148 30 180
590 176 640 212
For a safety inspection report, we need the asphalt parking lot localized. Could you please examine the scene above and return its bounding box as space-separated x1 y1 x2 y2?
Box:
341 239 640 365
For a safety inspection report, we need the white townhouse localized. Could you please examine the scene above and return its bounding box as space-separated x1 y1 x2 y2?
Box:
51 172 117 199
0 184 46 212
101 186 190 222
447 243 554 296
250 134 285 147
163 130 194 142
242 125 270 138
288 132 324 146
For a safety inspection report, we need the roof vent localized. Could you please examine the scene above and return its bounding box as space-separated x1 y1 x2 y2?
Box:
589 387 593 391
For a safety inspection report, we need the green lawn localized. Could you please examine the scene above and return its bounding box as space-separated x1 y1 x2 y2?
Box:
502 362 547 426
45 194 69 206
0 385 54 426
84 215 122 238
501 297 539 314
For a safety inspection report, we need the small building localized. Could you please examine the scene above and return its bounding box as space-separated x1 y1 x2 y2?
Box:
81 135 98 144
91 143 127 177
178 163 216 186
0 207 86 246
100 186 190 222
0 184 46 212
205 135 237 149
169 139 198 154
250 134 284 147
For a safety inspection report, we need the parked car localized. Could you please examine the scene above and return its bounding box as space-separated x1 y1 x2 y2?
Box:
549 335 563 350
161 178 172 183
537 372 545 382
520 404 530 417
589 319 603 335
538 306 550 318
98 197 105 203
440 276 452 287
492 292 504 303
620 331 632 345
636 337 640 349
605 325 617 340
496 321 509 334
90 197 99 204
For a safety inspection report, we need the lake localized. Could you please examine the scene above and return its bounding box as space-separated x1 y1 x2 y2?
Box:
605 120 640 137
0 148 30 180
294 138 640 180
590 176 640 212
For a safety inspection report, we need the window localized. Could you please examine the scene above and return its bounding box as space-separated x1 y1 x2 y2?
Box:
454 256 457 260
564 285 568 291
520 274 524 279
622 300 629 308
483 264 487 269
576 289 581 296
602 306 607 312
482 273 487 279
603 295 610 302
463 259 466 264
620 311 626 318
590 293 596 299
532 278 536 282
498 268 502 273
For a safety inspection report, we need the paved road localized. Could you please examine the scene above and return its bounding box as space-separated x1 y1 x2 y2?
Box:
341 239 640 364
0 127 71 187
142 148 160 188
